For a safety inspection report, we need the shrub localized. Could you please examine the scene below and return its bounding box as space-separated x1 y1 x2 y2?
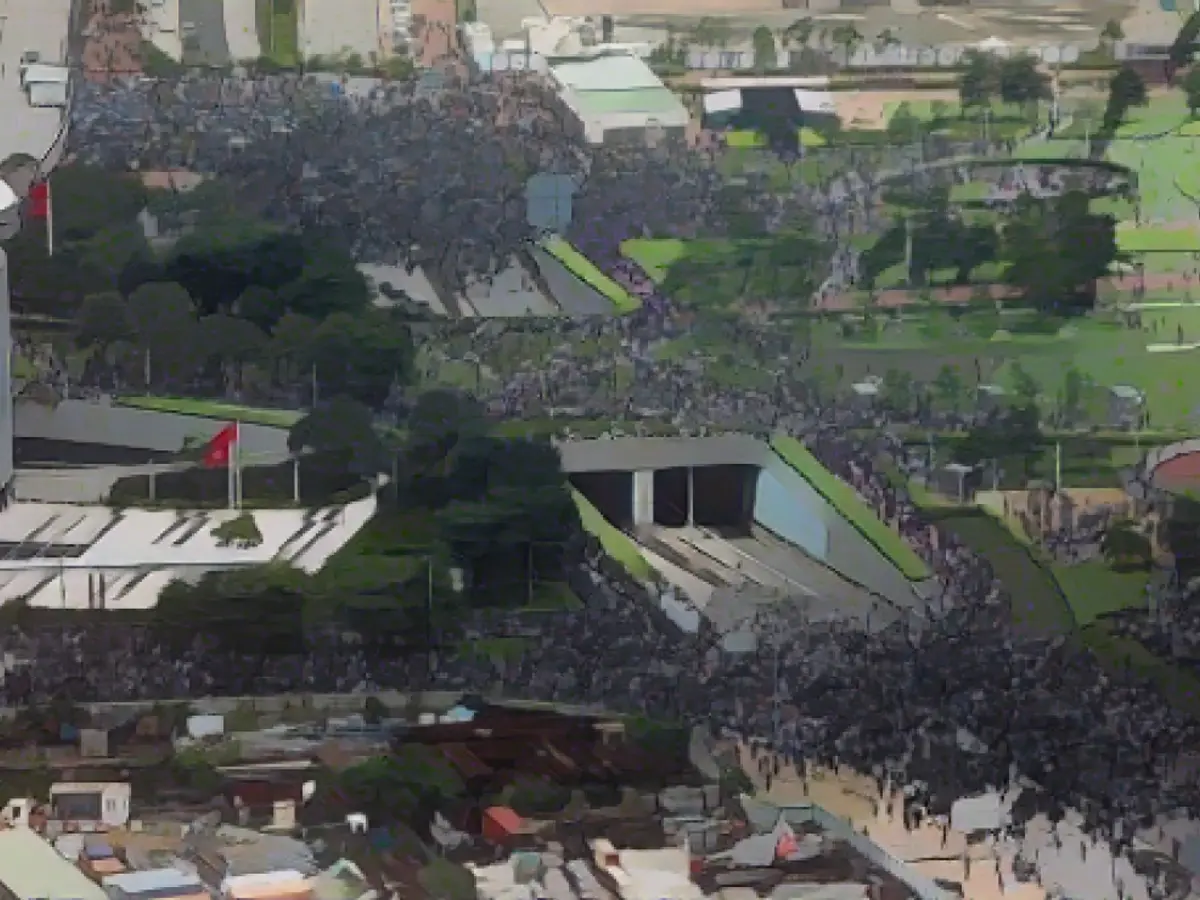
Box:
211 513 263 549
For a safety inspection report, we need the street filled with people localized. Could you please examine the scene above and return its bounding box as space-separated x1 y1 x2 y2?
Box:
36 62 1200 898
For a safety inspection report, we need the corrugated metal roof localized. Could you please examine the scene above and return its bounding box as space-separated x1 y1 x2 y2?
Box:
0 828 109 900
550 54 663 92
571 88 686 116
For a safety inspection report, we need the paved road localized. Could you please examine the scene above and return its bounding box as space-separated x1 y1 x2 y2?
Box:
529 245 616 317
0 0 72 165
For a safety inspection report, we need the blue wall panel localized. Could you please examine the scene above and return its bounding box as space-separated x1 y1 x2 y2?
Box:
753 468 829 560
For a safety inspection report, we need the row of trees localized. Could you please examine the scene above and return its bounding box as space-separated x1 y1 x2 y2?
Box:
11 165 415 409
861 185 1118 313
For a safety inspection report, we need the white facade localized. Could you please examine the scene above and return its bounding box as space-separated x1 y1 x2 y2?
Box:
27 80 68 108
49 782 131 829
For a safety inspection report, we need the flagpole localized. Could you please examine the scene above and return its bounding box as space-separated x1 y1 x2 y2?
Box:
45 182 53 257
227 427 235 510
235 420 243 509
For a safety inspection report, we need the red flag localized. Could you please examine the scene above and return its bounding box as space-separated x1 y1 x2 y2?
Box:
202 423 238 468
27 181 50 220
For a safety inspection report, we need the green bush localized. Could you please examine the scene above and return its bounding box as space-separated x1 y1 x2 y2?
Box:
211 513 263 548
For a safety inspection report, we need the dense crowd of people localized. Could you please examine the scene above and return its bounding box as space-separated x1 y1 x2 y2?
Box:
43 65 1200 898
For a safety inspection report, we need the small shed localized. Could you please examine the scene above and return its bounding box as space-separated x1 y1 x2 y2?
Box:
481 806 523 844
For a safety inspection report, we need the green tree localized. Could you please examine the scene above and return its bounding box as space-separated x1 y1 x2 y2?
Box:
195 313 268 393
880 368 914 415
76 222 154 289
781 17 815 47
1103 66 1148 133
1183 66 1200 116
752 26 777 70
435 437 579 605
155 564 312 654
830 23 863 65
874 28 900 53
958 50 999 113
1169 12 1200 81
337 749 466 823
1102 519 1152 571
268 311 319 384
75 291 133 354
289 396 386 477
998 54 1051 117
1002 191 1117 314
50 165 149 242
276 242 371 321
886 102 923 144
300 310 415 408
933 364 964 413
692 17 732 50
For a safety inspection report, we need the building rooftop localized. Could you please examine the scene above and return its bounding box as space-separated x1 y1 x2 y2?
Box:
548 53 663 92
0 827 109 900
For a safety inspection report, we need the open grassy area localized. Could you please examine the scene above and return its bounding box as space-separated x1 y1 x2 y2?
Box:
770 435 931 581
1117 224 1200 253
1052 561 1150 626
118 395 303 428
798 307 1200 432
541 237 641 313
725 128 828 149
254 0 300 67
571 487 655 581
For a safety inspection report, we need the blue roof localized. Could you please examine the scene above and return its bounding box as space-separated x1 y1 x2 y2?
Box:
84 841 115 859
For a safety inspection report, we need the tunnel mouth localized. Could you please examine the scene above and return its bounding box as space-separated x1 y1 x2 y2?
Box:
570 464 759 533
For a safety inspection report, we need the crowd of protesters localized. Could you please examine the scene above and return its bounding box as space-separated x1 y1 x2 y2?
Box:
40 63 1200 898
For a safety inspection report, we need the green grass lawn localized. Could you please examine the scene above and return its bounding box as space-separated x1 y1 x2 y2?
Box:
118 395 303 428
1117 224 1200 253
770 435 931 581
254 0 299 66
803 307 1200 432
724 128 828 149
571 487 655 581
1052 561 1151 626
541 236 641 313
1107 133 1200 222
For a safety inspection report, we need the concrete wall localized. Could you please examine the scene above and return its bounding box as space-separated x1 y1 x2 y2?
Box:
14 400 290 457
559 434 923 609
558 433 766 474
757 453 920 608
753 467 829 561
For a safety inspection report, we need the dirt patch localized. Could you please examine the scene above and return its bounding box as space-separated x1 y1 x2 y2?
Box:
83 0 142 82
832 89 958 131
412 0 456 68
